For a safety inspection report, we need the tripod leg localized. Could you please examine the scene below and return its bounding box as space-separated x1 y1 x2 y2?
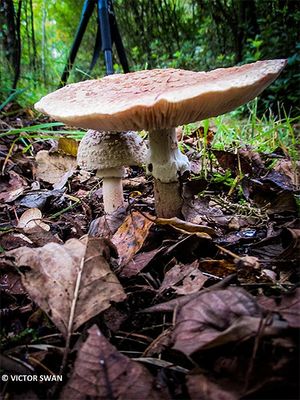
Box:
59 0 95 87
89 17 102 72
97 0 114 75
109 12 129 73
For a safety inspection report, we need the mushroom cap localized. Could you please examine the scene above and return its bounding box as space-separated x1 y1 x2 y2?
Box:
35 60 286 131
77 130 147 171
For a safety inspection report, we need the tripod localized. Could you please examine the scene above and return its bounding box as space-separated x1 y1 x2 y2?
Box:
59 0 129 87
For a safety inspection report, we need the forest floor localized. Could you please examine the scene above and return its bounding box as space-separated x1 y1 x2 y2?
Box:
0 103 299 400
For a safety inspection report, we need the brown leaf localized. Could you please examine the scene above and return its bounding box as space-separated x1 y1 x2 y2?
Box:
0 232 34 251
190 126 215 145
280 228 300 260
0 267 25 295
187 371 239 400
35 150 77 185
158 261 207 295
199 259 236 278
25 226 63 247
213 149 253 176
120 248 161 278
241 174 297 214
0 170 28 203
250 228 300 262
173 269 208 295
3 236 126 336
143 328 173 357
182 196 228 227
159 262 197 293
172 288 286 356
89 207 127 238
60 325 170 400
142 274 236 314
258 288 300 328
111 211 153 267
274 159 300 187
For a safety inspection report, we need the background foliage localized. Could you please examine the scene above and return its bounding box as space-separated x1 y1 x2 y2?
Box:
1 0 299 115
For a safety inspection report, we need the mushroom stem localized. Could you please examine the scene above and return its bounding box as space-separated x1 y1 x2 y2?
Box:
147 128 190 217
153 180 183 218
102 177 124 214
97 167 126 214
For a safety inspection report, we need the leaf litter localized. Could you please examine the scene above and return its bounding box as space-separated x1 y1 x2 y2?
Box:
0 113 299 400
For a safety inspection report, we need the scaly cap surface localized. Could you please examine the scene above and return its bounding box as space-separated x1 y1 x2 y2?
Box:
35 60 287 131
77 130 147 171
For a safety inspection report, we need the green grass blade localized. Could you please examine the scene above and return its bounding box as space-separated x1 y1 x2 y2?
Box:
0 122 65 138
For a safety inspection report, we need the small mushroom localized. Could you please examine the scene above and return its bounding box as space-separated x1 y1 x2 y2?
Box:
77 130 147 213
35 59 286 217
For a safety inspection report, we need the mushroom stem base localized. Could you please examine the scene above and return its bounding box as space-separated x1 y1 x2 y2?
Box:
154 179 183 218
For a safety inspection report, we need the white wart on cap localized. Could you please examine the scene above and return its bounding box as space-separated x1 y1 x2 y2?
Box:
35 60 287 217
78 130 147 214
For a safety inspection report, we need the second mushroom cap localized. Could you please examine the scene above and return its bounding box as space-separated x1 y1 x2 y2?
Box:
77 130 147 172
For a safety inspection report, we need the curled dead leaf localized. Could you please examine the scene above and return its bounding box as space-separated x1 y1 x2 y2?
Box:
111 211 154 267
155 216 215 237
172 288 287 356
17 208 50 232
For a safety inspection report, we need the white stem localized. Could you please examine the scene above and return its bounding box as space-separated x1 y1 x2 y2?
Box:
146 128 190 217
102 177 124 214
147 128 190 182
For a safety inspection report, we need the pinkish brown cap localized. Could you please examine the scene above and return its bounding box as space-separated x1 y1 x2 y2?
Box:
35 59 286 131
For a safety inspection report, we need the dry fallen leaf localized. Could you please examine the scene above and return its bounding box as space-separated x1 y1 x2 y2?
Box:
89 207 127 238
273 159 300 187
35 150 77 185
58 137 79 157
173 269 208 295
155 216 215 237
120 248 162 278
258 288 300 328
17 208 50 232
213 149 254 175
3 236 126 336
111 211 154 267
198 259 236 279
187 371 239 400
60 325 170 400
172 288 287 356
0 268 26 295
0 170 28 203
142 275 236 314
158 261 200 294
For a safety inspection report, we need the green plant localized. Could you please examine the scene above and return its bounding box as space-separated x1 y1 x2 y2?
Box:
211 100 300 158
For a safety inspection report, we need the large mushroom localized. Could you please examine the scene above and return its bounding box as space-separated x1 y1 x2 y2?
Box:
77 130 147 214
35 59 286 217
